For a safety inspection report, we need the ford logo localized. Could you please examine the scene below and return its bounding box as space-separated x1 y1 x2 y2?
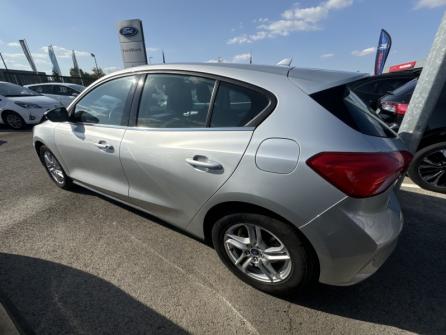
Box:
120 26 138 37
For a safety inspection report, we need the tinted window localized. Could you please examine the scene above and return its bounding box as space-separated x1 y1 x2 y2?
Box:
211 82 269 127
0 82 39 97
355 78 411 95
73 76 136 125
137 74 215 128
381 79 417 104
311 85 395 138
40 85 54 94
29 85 44 94
54 85 76 96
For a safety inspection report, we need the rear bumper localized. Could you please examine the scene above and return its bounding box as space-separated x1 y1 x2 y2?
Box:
301 191 403 286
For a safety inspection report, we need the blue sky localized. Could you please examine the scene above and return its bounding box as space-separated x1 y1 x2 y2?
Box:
0 0 445 75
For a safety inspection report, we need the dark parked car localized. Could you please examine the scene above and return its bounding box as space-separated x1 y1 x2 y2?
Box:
376 78 446 193
351 68 421 110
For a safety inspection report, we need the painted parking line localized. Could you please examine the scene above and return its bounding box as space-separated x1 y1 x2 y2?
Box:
401 183 421 189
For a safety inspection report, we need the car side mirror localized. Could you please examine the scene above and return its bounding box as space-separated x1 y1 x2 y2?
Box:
45 107 69 122
72 92 79 97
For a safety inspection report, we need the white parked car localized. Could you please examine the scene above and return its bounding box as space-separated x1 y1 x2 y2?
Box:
0 81 62 129
25 83 85 107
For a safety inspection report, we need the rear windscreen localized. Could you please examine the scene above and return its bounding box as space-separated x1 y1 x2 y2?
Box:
381 78 417 104
310 84 396 138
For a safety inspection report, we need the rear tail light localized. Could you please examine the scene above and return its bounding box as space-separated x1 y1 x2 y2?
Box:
307 151 413 198
381 102 409 116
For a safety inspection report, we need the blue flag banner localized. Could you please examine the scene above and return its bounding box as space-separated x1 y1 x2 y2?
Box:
374 29 392 75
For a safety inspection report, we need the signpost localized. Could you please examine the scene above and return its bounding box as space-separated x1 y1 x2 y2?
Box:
117 19 148 68
398 13 446 154
19 39 38 73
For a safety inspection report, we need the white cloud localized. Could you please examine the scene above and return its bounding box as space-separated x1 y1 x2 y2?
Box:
352 47 376 56
232 53 251 63
320 53 335 58
41 45 91 58
415 0 446 8
207 54 252 63
227 0 353 44
207 57 226 63
103 66 120 74
7 42 20 47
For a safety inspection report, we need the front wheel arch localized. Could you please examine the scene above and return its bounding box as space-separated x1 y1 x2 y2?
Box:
34 141 45 160
1 110 26 128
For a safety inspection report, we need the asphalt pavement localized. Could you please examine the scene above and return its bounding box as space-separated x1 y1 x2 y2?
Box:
0 127 445 335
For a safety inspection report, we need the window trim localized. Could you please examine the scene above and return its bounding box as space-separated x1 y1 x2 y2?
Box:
67 74 140 127
127 69 277 129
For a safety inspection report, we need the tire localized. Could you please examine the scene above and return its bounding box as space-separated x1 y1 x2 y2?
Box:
408 141 446 194
39 145 74 190
212 213 316 295
3 111 25 129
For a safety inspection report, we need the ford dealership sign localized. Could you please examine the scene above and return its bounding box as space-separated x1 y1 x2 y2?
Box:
117 19 148 68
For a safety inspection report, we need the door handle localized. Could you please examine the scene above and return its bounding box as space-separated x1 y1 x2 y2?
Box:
96 141 114 151
186 156 223 170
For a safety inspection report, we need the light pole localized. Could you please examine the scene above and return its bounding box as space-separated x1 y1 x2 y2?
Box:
90 53 99 74
0 52 16 84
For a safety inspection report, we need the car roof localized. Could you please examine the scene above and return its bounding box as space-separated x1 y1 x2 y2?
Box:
101 63 368 95
26 82 84 88
26 82 68 86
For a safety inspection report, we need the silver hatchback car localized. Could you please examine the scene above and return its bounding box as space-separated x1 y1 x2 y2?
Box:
33 63 411 294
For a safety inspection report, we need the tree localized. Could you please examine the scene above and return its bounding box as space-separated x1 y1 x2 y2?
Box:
91 67 105 79
52 70 62 82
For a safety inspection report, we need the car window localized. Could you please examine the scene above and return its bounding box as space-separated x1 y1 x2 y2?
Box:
40 85 54 94
73 76 136 126
29 85 44 94
137 74 215 128
354 78 412 95
311 84 395 138
375 78 412 95
210 82 269 127
381 79 417 104
0 82 40 97
54 85 76 96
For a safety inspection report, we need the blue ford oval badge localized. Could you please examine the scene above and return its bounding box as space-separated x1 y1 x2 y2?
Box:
120 26 138 37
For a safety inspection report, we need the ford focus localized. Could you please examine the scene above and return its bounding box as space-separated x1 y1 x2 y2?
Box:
32 63 411 294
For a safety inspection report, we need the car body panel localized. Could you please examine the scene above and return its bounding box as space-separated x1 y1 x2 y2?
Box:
0 94 61 125
120 128 253 227
53 123 129 197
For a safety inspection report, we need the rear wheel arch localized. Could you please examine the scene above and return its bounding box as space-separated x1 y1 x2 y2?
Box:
203 201 320 276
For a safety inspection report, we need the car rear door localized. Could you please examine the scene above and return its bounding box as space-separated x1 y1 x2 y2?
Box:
54 75 138 199
120 73 272 228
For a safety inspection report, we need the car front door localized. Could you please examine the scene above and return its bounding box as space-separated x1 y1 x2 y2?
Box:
54 75 138 199
120 73 271 228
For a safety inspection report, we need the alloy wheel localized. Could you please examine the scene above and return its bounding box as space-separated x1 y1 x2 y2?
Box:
418 148 446 188
223 223 292 283
43 151 65 185
5 113 24 129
